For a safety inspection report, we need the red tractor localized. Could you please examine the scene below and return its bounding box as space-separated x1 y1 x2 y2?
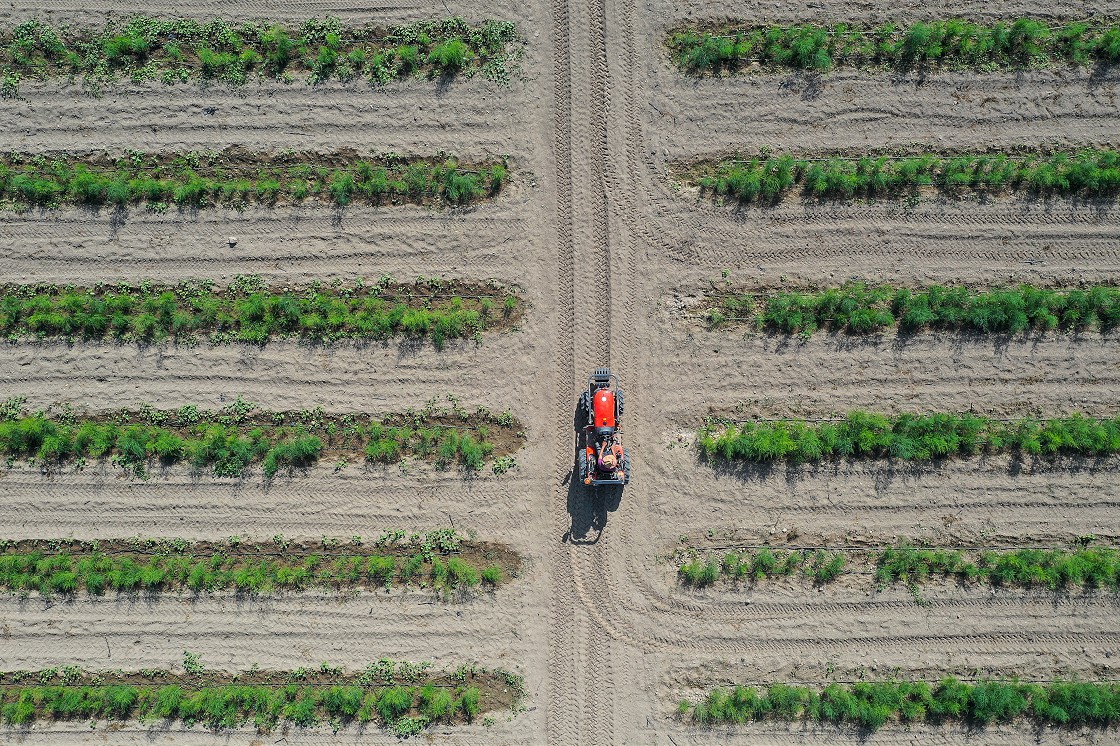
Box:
576 368 630 486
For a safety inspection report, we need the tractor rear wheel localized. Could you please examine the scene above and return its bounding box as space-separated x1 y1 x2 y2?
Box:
622 453 631 484
578 449 590 483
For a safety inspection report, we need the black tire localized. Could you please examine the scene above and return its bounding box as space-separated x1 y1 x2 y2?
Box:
616 390 625 418
578 449 590 482
576 391 592 431
622 453 631 484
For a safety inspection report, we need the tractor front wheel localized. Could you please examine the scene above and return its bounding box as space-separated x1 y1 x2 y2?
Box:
575 391 592 431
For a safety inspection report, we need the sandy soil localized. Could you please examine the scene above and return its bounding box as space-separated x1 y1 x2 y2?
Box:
1 0 1119 743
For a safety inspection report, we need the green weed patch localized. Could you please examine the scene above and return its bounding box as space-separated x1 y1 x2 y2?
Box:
0 150 507 209
0 16 520 95
670 19 1120 73
675 541 1120 592
685 149 1120 203
0 275 522 347
682 678 1120 730
0 658 523 734
0 396 523 477
705 283 1120 334
699 411 1120 463
0 532 519 597
679 548 846 587
875 543 1120 591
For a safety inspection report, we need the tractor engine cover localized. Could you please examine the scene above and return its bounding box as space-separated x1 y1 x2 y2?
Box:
593 389 616 429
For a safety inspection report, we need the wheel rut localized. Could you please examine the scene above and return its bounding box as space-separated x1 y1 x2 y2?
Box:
545 0 580 739
546 0 623 739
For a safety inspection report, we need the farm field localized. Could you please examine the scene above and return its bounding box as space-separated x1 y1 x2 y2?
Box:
0 0 1118 743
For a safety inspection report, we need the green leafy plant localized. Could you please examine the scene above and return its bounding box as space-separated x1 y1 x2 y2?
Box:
0 276 522 346
0 397 522 476
699 411 1120 463
0 661 514 732
677 540 1120 593
0 535 517 597
706 283 1120 334
669 19 1120 73
682 678 1120 730
686 149 1120 204
680 547 847 586
0 17 521 96
876 543 1120 591
0 150 507 208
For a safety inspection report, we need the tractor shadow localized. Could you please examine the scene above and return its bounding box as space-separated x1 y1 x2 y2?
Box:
564 475 622 545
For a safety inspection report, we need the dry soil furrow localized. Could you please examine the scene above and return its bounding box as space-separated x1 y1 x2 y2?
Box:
659 199 1120 282
650 502 1120 551
651 72 1120 160
642 627 1120 657
660 587 1120 624
0 0 528 25
646 458 1120 511
656 720 1116 746
671 231 1120 272
1 82 524 156
0 593 527 672
561 573 1120 655
657 200 1120 260
0 341 535 416
646 333 1120 420
0 473 539 541
0 208 531 285
671 254 1120 289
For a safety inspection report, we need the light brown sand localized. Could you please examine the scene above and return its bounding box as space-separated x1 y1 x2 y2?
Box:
1 0 1119 743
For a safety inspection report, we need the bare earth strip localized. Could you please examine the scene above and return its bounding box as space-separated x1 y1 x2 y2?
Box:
0 469 541 538
648 330 1120 418
0 340 540 414
1 80 527 155
0 207 531 284
653 71 1120 159
0 0 529 26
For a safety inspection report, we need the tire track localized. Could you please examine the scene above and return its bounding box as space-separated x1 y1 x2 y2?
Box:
644 630 1120 656
657 588 1120 621
546 0 581 739
672 242 1120 267
573 0 618 740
